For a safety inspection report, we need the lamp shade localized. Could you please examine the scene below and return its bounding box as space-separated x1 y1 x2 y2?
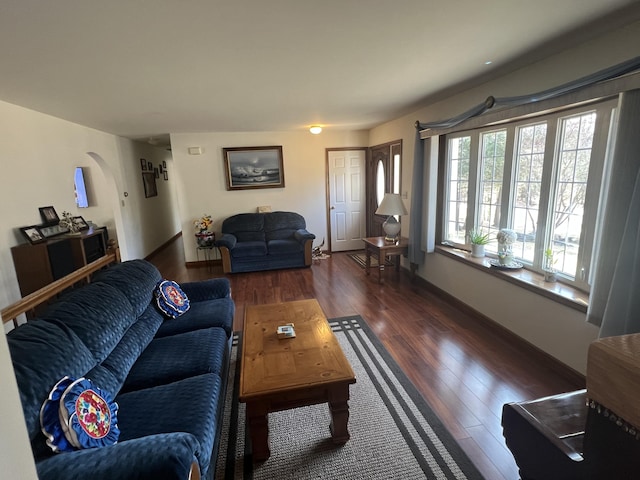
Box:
375 193 408 216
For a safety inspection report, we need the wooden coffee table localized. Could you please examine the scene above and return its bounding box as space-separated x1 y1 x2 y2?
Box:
239 299 356 461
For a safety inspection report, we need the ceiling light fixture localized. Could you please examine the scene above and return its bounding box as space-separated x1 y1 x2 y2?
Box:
309 126 322 135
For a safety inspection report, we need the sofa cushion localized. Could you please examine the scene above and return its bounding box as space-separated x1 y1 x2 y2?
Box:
155 297 235 338
7 320 96 440
92 260 162 317
264 211 306 240
267 238 304 255
40 282 137 363
122 328 228 392
97 304 165 393
116 373 221 476
36 432 200 480
221 213 265 242
230 240 267 258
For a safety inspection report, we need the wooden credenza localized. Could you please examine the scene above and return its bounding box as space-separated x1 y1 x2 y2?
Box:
11 228 107 298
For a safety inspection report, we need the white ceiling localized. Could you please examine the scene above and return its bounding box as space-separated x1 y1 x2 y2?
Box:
1 1 639 143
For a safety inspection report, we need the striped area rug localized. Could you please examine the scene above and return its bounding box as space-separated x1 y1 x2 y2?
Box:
215 316 485 480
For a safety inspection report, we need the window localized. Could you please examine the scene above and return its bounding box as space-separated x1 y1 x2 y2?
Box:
441 99 616 290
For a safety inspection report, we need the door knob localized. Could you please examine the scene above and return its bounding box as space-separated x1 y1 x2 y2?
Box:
330 206 335 210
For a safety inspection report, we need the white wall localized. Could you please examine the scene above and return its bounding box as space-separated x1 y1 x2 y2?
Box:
369 21 640 374
0 100 181 476
170 130 369 262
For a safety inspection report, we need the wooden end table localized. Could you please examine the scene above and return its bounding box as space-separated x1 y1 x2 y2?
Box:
239 299 356 461
362 236 408 284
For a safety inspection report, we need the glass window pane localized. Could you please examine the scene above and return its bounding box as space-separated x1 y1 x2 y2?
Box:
478 130 506 253
393 154 400 194
445 136 470 244
376 160 385 207
550 112 595 278
512 123 546 263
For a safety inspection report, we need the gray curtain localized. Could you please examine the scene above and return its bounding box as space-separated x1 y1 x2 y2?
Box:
416 56 640 132
587 89 640 336
408 127 425 266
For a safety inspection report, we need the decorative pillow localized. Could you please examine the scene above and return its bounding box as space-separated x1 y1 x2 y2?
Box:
41 377 119 453
155 280 190 318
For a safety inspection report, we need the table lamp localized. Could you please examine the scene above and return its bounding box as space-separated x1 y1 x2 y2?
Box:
375 193 408 242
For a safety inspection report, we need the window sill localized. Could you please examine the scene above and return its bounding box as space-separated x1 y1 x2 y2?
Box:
435 245 589 313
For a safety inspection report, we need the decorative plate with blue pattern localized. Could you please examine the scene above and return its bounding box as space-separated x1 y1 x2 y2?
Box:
155 279 190 318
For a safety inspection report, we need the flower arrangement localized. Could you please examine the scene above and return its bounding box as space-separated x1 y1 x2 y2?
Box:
194 214 213 233
59 211 80 233
496 229 517 245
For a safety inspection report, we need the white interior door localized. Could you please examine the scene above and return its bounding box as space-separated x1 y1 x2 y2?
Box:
328 149 366 251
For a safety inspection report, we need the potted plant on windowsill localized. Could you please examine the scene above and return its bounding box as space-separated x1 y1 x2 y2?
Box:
469 229 490 258
543 247 557 282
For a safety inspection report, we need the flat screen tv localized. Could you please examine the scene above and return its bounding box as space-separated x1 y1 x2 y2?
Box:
74 167 89 208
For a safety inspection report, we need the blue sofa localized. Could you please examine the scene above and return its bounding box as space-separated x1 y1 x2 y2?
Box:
216 211 315 273
6 259 234 480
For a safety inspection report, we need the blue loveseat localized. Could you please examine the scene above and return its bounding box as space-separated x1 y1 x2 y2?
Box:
216 211 315 273
6 259 234 480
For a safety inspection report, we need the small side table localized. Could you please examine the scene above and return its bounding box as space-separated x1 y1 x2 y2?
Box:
362 236 408 284
196 246 217 271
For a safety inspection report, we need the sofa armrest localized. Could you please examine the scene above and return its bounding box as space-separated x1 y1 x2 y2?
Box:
179 278 231 301
294 229 315 243
36 433 200 480
215 233 237 250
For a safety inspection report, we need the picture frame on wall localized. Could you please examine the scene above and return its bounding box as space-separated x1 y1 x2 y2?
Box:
140 158 147 170
154 167 159 179
38 206 60 225
20 225 46 244
142 172 158 198
162 160 167 168
223 145 285 191
164 170 168 181
147 161 152 171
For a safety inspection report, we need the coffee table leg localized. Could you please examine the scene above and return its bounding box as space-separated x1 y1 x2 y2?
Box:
247 402 270 461
328 386 351 444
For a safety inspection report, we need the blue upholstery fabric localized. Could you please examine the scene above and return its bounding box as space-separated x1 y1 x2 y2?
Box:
40 282 137 363
116 374 221 475
9 259 234 479
215 233 236 250
7 320 96 440
294 229 315 242
268 238 303 255
122 328 228 392
36 432 200 480
85 364 121 397
98 304 164 391
155 297 235 338
264 211 306 240
221 213 265 242
217 211 315 273
230 240 267 257
92 259 162 317
180 278 230 302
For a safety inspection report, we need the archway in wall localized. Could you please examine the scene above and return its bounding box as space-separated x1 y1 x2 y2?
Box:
86 152 129 260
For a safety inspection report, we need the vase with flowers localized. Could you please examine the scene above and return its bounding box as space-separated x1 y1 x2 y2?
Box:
496 228 517 265
194 214 215 247
59 211 81 234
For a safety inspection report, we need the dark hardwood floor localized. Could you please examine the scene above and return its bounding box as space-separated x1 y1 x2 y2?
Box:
149 235 584 480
